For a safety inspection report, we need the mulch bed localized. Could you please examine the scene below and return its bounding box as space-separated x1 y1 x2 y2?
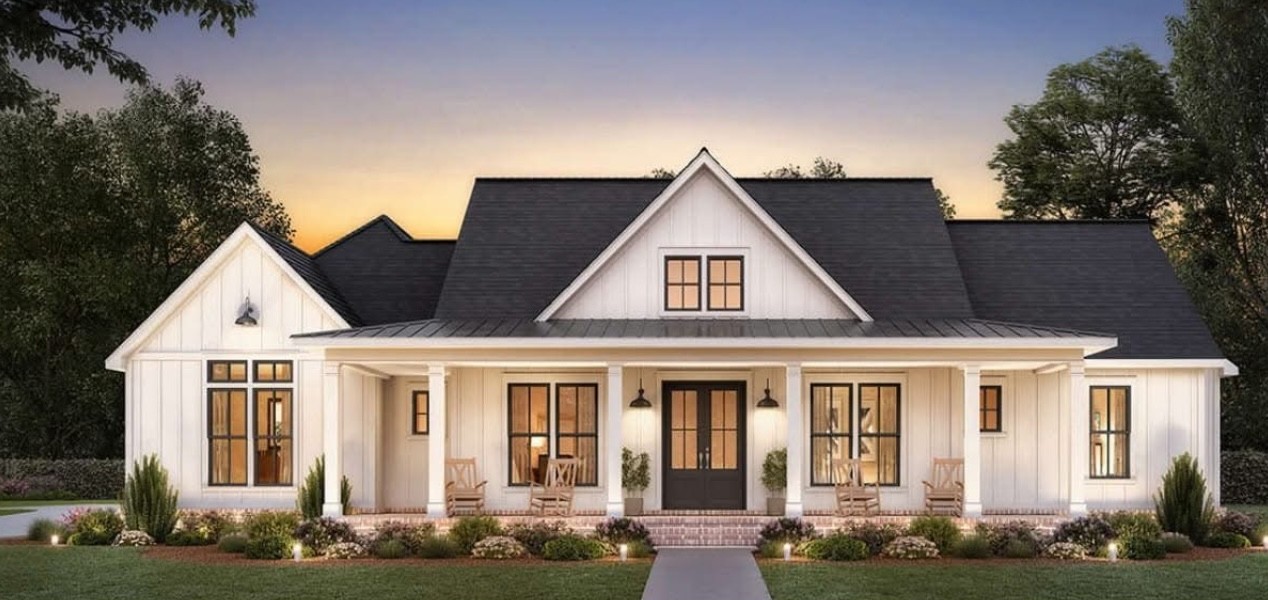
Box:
762 546 1257 566
141 544 648 566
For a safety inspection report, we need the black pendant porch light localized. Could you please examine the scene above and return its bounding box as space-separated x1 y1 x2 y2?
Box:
629 379 652 408
756 379 779 408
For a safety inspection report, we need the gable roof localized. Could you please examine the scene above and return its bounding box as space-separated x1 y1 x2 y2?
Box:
947 220 1224 359
250 223 361 325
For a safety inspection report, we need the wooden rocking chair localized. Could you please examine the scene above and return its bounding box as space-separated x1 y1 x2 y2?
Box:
834 458 880 516
445 458 487 516
529 458 578 516
923 458 964 516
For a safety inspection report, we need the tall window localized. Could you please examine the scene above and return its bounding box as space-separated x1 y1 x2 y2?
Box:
1091 386 1130 478
556 384 598 486
207 359 294 487
208 388 248 485
980 385 1002 432
412 391 429 435
810 384 852 485
508 384 550 485
707 256 744 311
664 256 701 311
858 384 901 486
254 390 293 486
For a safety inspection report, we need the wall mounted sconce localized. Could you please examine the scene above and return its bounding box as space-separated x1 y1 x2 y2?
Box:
756 379 779 408
629 378 652 408
235 295 258 326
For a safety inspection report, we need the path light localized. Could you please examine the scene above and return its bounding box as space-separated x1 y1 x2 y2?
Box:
50 534 59 546
619 543 628 561
1262 535 1267 550
292 542 303 562
783 542 792 561
1107 542 1118 562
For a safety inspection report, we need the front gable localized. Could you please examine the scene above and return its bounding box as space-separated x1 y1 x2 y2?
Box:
543 150 870 320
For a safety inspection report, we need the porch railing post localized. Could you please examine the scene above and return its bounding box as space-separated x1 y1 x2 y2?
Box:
321 361 344 518
426 363 448 519
606 365 624 517
785 363 803 517
961 364 983 518
1068 361 1089 516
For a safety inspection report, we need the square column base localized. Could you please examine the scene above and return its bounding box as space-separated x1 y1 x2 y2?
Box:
605 501 624 518
784 501 804 518
426 502 447 519
1068 502 1088 517
963 502 983 519
321 502 344 518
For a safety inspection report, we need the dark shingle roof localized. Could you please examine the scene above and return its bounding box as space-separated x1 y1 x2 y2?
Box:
432 177 974 319
947 220 1223 359
248 223 361 325
314 216 454 325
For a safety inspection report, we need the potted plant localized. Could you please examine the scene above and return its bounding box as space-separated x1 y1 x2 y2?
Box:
622 447 650 516
762 448 787 516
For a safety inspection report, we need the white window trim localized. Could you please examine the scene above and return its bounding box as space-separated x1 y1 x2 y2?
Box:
658 247 751 318
201 358 298 490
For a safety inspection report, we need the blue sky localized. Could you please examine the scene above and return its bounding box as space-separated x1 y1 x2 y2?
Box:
28 0 1184 249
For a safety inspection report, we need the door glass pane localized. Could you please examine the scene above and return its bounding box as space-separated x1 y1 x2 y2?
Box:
671 391 684 429
724 391 737 428
711 391 725 429
711 431 725 469
684 431 697 469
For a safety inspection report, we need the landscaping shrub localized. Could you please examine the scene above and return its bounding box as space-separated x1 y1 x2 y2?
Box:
1221 450 1268 504
1202 531 1251 548
0 458 124 500
245 534 292 559
371 521 436 554
881 536 939 559
1212 510 1259 539
472 535 526 559
1053 514 1115 554
217 533 249 553
1154 453 1215 543
757 540 786 559
594 517 652 545
243 511 300 540
1161 532 1194 553
949 534 992 559
297 455 352 519
113 530 155 547
121 455 178 543
173 510 232 545
506 521 571 556
800 534 869 561
416 534 461 559
1104 511 1163 541
840 521 903 556
542 535 606 561
1044 542 1087 560
1002 538 1037 558
326 541 366 559
66 508 124 546
166 530 213 546
759 517 817 545
623 539 654 558
975 520 1040 556
906 515 960 552
372 539 409 559
449 516 503 554
1120 534 1166 560
295 517 358 554
27 518 66 542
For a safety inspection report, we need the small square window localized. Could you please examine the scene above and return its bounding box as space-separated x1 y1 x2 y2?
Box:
664 256 701 311
707 256 744 311
412 391 429 435
254 361 293 383
208 361 248 383
979 385 1002 432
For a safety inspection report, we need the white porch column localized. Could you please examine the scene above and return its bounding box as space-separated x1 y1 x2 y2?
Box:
321 362 344 518
605 365 624 517
426 364 448 518
1068 361 1089 516
785 363 804 517
961 365 983 518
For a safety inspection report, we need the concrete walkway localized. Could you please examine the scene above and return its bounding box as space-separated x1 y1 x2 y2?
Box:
0 504 118 538
642 548 772 600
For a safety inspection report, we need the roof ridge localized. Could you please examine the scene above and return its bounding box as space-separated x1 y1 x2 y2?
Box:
472 176 933 182
948 219 1152 224
313 214 413 258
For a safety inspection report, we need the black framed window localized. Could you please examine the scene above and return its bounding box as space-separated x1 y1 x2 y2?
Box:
707 256 744 311
508 383 550 486
208 360 248 383
254 360 293 383
810 384 852 485
556 384 598 486
412 391 429 435
254 389 293 486
1090 386 1130 478
664 256 701 311
208 389 248 485
980 385 1002 433
858 384 901 486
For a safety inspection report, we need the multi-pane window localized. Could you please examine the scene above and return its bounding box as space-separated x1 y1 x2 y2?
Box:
707 256 744 311
207 360 294 487
810 384 852 485
556 384 598 486
980 385 1002 432
508 384 551 485
1091 386 1130 478
858 384 901 486
412 391 429 435
664 257 701 311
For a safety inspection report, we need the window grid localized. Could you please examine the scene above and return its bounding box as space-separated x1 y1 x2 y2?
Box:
664 256 701 312
1090 385 1131 479
857 383 902 487
707 256 744 311
412 390 429 435
809 384 853 486
555 383 599 486
206 360 295 488
980 385 1002 433
253 389 293 486
207 388 248 486
507 383 551 486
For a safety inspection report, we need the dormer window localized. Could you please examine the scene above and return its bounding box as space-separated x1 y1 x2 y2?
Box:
708 256 744 311
663 252 746 314
664 256 701 311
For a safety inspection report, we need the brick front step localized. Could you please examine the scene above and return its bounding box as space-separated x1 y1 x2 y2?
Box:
635 516 768 548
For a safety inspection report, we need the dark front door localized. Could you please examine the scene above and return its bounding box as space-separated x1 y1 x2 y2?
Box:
662 381 746 510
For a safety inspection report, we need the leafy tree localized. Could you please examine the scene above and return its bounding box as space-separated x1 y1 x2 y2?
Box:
935 187 956 219
0 78 290 458
763 156 847 179
1167 0 1268 451
647 168 676 179
989 46 1201 220
0 0 255 111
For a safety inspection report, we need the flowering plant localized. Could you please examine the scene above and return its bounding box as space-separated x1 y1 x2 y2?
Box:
472 535 526 559
881 536 939 559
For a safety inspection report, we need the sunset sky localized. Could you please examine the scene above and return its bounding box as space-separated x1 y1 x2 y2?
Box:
27 0 1182 251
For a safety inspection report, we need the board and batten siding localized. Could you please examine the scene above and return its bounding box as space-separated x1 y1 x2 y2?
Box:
552 170 854 319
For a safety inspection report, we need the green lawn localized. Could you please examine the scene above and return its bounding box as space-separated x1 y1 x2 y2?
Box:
0 500 116 508
763 553 1268 600
0 546 651 600
0 508 33 517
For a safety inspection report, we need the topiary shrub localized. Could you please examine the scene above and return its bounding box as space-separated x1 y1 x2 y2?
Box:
1054 514 1115 554
594 517 651 545
113 530 155 547
906 515 960 552
325 541 366 559
975 520 1040 556
1120 535 1166 560
1104 511 1163 541
1221 450 1268 504
800 534 869 561
1161 532 1194 553
759 517 817 545
542 535 606 561
472 535 526 559
416 534 461 559
244 511 301 540
1212 510 1259 539
371 521 436 555
840 521 903 556
1202 531 1251 548
245 534 292 560
1154 453 1215 544
1002 538 1037 558
506 520 572 556
66 508 124 546
881 536 939 559
27 518 66 542
121 455 179 543
949 534 992 559
373 539 409 559
295 517 358 554
1044 541 1087 560
218 533 249 553
449 516 503 555
297 455 352 519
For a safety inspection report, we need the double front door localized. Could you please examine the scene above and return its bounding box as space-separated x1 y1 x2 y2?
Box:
662 381 746 510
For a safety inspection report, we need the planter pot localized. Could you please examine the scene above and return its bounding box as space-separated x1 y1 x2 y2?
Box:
624 497 644 516
767 496 785 516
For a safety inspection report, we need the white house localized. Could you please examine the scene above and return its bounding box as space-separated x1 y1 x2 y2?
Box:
105 149 1235 521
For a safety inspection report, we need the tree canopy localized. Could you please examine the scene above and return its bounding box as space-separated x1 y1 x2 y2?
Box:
0 78 290 458
0 0 255 110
